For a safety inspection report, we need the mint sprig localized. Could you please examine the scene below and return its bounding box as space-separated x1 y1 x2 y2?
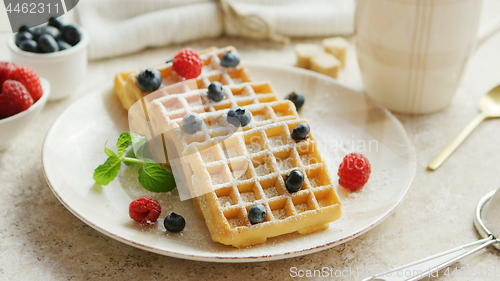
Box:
124 148 137 167
93 155 122 185
93 132 176 193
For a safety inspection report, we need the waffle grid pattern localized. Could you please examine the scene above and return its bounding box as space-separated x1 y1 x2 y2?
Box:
148 80 296 143
182 119 342 247
161 100 299 200
162 100 298 155
119 46 253 110
151 81 278 123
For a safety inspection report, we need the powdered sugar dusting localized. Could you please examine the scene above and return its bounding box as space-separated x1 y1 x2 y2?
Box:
268 136 284 147
254 163 270 176
228 218 242 228
246 142 261 153
233 170 248 181
225 146 238 158
300 154 315 166
253 114 267 122
231 78 243 84
218 196 233 207
165 103 182 112
272 209 286 220
263 187 279 198
309 177 321 187
240 192 255 202
295 204 309 213
277 158 293 171
202 152 215 163
211 173 225 185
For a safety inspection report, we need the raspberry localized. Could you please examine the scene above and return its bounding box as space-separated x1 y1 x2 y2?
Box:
129 196 161 223
0 62 17 87
338 153 371 192
172 48 203 79
0 80 34 119
9 66 43 102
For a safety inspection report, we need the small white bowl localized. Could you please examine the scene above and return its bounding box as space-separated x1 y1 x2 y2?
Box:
0 78 50 150
7 28 88 100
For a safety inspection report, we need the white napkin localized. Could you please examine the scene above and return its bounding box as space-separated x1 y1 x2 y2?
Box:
76 0 355 60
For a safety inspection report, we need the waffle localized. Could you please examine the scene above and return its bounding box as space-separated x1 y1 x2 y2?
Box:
148 81 281 136
143 80 298 218
128 80 282 161
180 119 342 247
127 79 199 141
160 99 299 201
114 46 253 111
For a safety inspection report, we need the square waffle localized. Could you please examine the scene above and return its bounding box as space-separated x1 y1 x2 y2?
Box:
148 81 282 136
160 99 300 203
180 119 342 247
128 80 283 161
114 46 253 111
161 100 299 155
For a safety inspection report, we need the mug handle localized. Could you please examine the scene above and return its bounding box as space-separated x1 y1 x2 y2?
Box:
477 16 500 46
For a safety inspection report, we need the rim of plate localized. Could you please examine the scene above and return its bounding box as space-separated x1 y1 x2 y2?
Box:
42 62 417 262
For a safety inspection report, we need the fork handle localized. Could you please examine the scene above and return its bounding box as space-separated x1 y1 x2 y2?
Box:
428 112 487 170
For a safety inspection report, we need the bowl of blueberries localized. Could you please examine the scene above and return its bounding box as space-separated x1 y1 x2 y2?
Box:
7 16 88 100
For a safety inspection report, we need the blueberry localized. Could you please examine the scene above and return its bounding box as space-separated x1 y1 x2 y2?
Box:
61 24 81 46
220 51 241 67
291 123 310 141
207 81 224 102
164 212 185 232
227 108 252 127
48 16 64 30
32 26 47 41
136 68 162 92
248 204 266 224
19 40 39 53
182 113 203 134
44 26 60 40
285 91 305 111
57 40 72 51
15 31 32 47
38 34 59 53
18 25 30 33
285 169 304 193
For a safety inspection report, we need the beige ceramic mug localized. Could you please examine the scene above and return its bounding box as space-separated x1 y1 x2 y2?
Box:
355 0 499 114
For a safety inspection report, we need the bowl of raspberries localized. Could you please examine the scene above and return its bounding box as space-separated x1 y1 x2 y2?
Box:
7 17 88 100
0 62 50 150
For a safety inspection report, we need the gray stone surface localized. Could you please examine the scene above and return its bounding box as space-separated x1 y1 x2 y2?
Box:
1 2 500 280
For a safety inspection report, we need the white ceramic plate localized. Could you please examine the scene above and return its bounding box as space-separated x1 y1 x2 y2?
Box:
42 63 416 262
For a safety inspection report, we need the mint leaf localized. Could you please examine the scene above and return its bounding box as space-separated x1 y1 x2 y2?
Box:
105 147 116 157
138 163 176 192
130 132 146 145
136 140 154 161
124 148 137 167
104 141 117 157
93 156 122 185
117 132 147 157
131 134 148 157
116 132 133 156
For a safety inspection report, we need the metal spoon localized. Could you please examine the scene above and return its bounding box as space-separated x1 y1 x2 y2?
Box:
428 84 500 170
362 187 500 281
